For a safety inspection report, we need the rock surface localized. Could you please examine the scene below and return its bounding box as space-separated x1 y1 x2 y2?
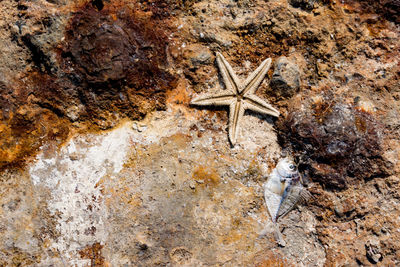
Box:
270 56 300 98
0 0 399 266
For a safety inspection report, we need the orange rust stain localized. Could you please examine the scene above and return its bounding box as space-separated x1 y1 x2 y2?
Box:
166 79 200 120
78 242 106 267
220 230 244 245
253 251 293 267
164 133 191 150
0 104 70 170
366 21 390 37
254 257 290 267
166 79 191 106
192 166 221 186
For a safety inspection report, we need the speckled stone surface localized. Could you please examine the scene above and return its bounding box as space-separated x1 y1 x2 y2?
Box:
0 0 399 266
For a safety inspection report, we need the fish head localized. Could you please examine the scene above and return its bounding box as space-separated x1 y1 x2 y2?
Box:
276 157 298 179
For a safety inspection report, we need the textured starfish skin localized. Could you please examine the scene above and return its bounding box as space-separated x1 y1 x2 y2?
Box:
191 52 280 145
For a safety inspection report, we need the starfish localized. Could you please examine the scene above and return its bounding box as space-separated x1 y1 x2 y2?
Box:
191 52 280 145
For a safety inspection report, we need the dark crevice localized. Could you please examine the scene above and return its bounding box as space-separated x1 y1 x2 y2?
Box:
21 34 52 73
35 102 65 118
92 0 104 11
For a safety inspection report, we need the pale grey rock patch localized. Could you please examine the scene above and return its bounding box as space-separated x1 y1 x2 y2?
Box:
270 56 300 98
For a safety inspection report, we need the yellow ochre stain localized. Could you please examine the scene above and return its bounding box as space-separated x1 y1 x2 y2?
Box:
192 166 221 186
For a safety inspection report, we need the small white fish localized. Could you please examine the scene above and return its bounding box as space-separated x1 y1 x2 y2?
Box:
263 157 310 246
263 157 310 223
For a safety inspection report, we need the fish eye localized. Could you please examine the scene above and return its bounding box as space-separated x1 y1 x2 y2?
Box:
289 164 295 170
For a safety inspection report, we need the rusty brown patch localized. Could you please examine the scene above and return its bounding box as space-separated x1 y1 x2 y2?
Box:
78 242 105 266
276 91 392 189
340 0 399 24
0 78 70 170
252 251 292 267
136 0 200 17
58 1 178 125
1 0 182 169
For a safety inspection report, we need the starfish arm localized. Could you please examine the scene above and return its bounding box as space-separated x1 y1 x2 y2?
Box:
191 92 236 106
243 94 280 117
228 99 245 145
216 52 241 95
241 58 272 95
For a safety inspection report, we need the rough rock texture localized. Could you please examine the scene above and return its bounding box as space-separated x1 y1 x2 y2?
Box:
0 0 178 169
277 91 393 189
270 56 300 98
0 0 399 266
